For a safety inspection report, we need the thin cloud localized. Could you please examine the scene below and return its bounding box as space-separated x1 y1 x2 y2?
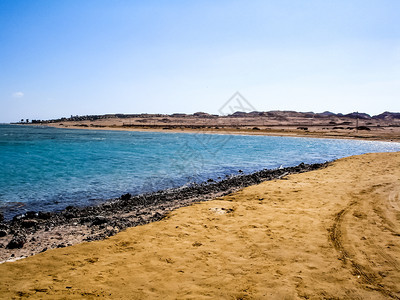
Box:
12 92 24 98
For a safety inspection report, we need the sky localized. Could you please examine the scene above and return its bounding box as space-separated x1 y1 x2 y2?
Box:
1 0 399 123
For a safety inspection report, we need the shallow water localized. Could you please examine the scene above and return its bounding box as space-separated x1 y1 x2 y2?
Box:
1 124 400 218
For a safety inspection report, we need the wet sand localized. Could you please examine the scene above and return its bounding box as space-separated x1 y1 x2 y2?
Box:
1 152 399 299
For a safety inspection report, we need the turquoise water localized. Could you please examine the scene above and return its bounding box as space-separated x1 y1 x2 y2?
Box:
1 124 400 218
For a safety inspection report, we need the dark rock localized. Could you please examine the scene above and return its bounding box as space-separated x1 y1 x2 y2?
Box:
104 229 117 237
153 212 163 220
356 126 371 131
0 212 3 222
6 235 26 249
91 216 108 226
63 206 81 219
38 212 52 220
12 214 24 222
80 216 94 224
25 211 38 218
21 219 38 228
63 212 77 219
0 230 7 237
121 193 132 201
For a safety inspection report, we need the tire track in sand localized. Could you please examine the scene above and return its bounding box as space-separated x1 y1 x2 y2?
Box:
330 199 400 299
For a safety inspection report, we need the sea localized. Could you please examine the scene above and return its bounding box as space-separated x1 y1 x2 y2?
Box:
1 124 400 219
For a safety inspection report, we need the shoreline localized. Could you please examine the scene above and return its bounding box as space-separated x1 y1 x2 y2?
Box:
1 152 399 298
0 161 328 263
19 123 400 143
1 125 399 264
1 125 399 263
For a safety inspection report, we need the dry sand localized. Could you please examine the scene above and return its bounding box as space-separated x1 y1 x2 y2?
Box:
1 152 400 299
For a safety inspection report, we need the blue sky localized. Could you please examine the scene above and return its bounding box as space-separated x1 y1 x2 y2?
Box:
1 0 399 122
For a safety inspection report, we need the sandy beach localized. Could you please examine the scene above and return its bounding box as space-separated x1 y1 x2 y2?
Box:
1 151 399 299
2 1 400 298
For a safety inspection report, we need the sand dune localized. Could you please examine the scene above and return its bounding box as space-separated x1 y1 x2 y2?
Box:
1 152 399 299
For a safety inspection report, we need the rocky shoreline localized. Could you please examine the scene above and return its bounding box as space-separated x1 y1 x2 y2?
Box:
0 161 329 263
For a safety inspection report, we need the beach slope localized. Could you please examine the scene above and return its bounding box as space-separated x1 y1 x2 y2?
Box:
1 152 399 299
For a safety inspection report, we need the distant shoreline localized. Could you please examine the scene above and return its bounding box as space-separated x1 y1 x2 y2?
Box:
10 109 400 142
20 122 400 143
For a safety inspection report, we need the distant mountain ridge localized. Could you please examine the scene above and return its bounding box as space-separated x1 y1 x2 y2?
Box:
23 111 400 124
229 111 400 120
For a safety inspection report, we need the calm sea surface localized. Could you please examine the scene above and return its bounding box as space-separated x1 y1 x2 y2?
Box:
1 124 400 219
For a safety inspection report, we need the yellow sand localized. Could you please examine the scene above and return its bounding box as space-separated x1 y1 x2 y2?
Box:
1 152 400 299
